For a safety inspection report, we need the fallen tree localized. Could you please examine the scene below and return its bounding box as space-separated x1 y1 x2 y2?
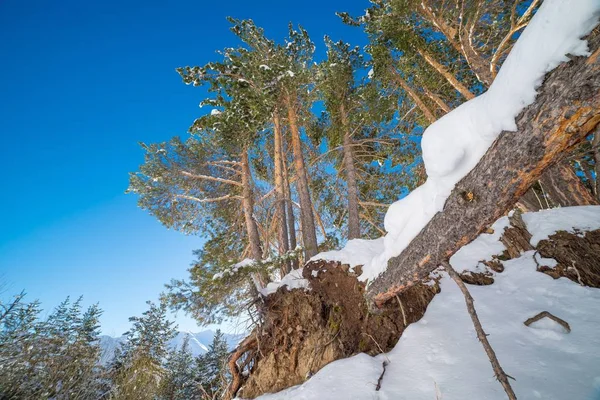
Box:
368 27 600 306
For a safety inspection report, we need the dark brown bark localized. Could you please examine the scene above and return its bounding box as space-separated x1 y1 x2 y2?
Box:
515 182 545 212
341 102 361 240
368 30 600 306
538 160 599 207
284 94 319 259
273 111 291 274
499 211 534 259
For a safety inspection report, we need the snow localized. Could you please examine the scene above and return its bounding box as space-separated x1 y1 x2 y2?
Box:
523 205 600 246
260 268 309 296
367 68 374 79
211 109 222 116
450 216 510 273
311 238 384 273
312 0 600 283
213 258 256 280
254 206 600 400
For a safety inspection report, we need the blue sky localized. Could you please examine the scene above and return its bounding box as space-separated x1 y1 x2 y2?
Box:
0 0 368 335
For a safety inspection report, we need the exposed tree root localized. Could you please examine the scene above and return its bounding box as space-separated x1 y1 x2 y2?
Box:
524 311 571 333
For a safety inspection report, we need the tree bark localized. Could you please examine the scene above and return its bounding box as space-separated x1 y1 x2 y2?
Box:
538 160 599 207
368 30 600 306
284 93 319 259
283 156 299 269
241 149 266 291
341 102 361 240
273 111 291 274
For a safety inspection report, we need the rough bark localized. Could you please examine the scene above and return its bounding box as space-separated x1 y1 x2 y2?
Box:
241 149 266 291
341 102 361 240
368 30 600 306
273 111 291 274
284 93 319 259
538 160 599 207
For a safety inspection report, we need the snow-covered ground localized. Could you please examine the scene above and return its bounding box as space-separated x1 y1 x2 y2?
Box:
255 206 600 400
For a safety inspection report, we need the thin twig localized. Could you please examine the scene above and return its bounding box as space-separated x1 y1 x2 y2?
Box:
375 361 388 391
395 295 407 327
442 261 517 400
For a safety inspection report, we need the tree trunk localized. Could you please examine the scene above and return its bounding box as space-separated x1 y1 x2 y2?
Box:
368 30 600 306
283 156 299 269
284 94 319 259
538 160 599 207
424 88 451 115
418 48 475 100
273 111 291 275
241 149 266 291
389 66 436 125
340 103 361 240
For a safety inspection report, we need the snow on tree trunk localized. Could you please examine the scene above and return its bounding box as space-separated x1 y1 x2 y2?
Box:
368 29 600 306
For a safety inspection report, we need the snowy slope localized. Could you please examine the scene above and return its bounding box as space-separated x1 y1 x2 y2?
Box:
255 206 600 400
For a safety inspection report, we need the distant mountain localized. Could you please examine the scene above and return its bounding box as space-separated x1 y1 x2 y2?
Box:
98 330 243 365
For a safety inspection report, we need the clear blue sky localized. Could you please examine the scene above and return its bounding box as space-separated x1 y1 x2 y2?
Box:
0 0 368 336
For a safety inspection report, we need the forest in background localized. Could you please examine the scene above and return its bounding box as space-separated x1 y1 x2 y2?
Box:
2 0 600 399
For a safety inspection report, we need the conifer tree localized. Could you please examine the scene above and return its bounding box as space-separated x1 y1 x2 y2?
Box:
160 336 202 399
110 300 176 400
0 294 105 399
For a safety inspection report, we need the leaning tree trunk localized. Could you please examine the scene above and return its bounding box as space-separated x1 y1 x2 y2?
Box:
368 29 600 306
273 111 291 275
340 102 361 240
284 93 319 259
241 148 266 291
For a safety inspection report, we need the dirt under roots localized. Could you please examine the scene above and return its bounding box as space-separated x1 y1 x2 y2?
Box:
235 261 439 399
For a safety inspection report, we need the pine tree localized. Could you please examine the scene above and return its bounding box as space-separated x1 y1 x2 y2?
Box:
160 336 202 399
197 329 229 399
0 294 105 400
110 300 176 400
